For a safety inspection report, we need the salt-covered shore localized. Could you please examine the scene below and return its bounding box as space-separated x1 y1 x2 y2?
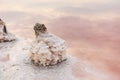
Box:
0 37 78 80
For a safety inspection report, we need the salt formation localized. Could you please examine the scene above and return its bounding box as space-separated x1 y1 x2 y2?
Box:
0 19 15 42
30 23 67 66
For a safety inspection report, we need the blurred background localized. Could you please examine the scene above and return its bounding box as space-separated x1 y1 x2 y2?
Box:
0 0 120 80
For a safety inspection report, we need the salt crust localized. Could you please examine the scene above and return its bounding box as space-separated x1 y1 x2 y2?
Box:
0 38 78 80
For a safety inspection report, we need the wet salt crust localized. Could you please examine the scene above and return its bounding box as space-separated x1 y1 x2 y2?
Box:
0 38 78 80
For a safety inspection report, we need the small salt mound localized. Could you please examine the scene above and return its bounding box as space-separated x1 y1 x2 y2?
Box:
30 23 67 66
0 19 16 42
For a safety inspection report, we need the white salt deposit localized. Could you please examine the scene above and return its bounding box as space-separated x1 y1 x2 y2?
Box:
0 38 78 80
30 23 67 66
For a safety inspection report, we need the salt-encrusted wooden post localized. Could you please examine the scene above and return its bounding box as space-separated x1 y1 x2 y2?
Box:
30 23 67 66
